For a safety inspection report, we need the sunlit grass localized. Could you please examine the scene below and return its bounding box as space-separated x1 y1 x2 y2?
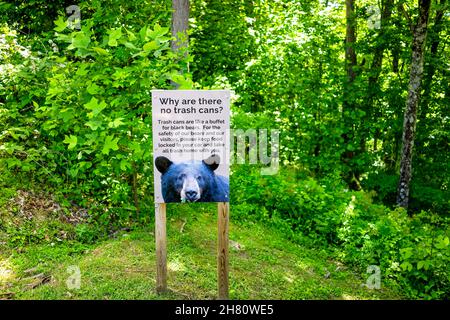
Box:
0 258 15 284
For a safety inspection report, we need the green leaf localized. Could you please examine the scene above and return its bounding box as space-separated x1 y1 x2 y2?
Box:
108 28 122 47
108 118 125 128
168 73 194 90
120 159 131 171
85 120 102 130
400 261 413 272
417 261 424 270
87 83 100 95
68 32 91 49
143 40 159 51
146 24 169 40
54 16 68 32
126 29 137 41
92 47 109 55
84 97 107 118
63 135 78 150
102 135 119 155
124 42 138 50
435 236 449 249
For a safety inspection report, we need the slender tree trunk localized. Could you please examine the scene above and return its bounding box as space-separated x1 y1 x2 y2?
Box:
132 161 139 218
366 0 393 153
345 0 357 83
420 0 446 118
342 0 359 189
171 0 190 53
367 0 393 110
397 0 432 208
171 0 190 88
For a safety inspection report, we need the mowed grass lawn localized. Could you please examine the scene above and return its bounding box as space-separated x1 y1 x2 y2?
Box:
1 204 402 300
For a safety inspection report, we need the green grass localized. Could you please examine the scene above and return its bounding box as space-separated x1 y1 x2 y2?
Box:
1 204 403 300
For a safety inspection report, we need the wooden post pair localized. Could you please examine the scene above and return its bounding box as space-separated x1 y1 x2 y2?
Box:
155 202 230 299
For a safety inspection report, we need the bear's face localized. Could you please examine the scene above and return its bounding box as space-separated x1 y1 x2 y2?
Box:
155 155 220 203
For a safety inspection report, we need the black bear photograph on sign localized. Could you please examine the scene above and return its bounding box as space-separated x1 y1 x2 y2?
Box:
155 154 229 203
152 90 230 204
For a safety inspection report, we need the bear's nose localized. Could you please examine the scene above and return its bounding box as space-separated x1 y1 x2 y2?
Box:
185 190 198 201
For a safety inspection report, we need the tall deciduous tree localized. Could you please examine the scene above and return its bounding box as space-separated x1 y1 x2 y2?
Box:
397 0 432 208
366 0 394 151
420 0 447 118
342 0 359 189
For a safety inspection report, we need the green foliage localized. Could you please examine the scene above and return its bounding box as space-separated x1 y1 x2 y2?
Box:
1 0 449 301
1 10 192 226
362 172 450 213
75 223 102 244
231 166 450 299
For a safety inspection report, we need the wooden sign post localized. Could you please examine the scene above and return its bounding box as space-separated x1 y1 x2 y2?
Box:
155 203 167 294
217 202 229 299
152 90 231 299
154 202 230 299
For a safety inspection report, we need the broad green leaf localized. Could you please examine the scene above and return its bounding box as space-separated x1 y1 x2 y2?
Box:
169 73 194 90
400 261 413 272
68 32 91 50
102 135 119 155
92 47 109 55
143 40 158 51
87 83 100 95
417 261 424 270
54 16 68 32
108 118 125 128
108 28 122 47
146 24 169 40
120 159 131 171
126 29 137 41
435 236 449 249
84 97 107 118
63 135 78 150
124 42 138 50
85 120 102 130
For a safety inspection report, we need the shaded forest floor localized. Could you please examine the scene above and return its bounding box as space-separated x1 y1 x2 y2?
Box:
0 201 403 300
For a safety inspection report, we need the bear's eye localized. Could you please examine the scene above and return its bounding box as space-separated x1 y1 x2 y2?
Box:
178 174 186 180
196 175 202 180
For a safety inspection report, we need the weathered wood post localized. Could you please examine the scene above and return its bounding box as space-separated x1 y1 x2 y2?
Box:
155 203 167 293
217 202 229 299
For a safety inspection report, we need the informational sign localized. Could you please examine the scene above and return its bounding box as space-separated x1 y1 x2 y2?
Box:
152 90 230 203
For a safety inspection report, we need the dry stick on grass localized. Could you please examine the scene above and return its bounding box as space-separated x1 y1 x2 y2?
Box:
0 292 15 300
24 274 51 290
180 218 187 233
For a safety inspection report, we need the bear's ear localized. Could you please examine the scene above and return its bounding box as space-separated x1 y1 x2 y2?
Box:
155 156 173 174
203 154 220 171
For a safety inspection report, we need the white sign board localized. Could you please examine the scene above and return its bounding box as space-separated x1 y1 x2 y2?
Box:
152 90 230 203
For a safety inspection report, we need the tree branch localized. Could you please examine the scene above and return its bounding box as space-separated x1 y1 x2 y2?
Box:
398 3 414 33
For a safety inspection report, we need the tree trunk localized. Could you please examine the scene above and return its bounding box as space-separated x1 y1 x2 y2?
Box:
367 0 393 108
345 0 357 83
420 0 446 119
366 0 393 153
342 0 359 189
171 0 190 88
171 0 190 53
397 0 432 208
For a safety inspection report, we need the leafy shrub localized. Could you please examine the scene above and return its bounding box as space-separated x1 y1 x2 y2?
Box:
362 172 450 214
231 165 450 299
1 15 192 229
